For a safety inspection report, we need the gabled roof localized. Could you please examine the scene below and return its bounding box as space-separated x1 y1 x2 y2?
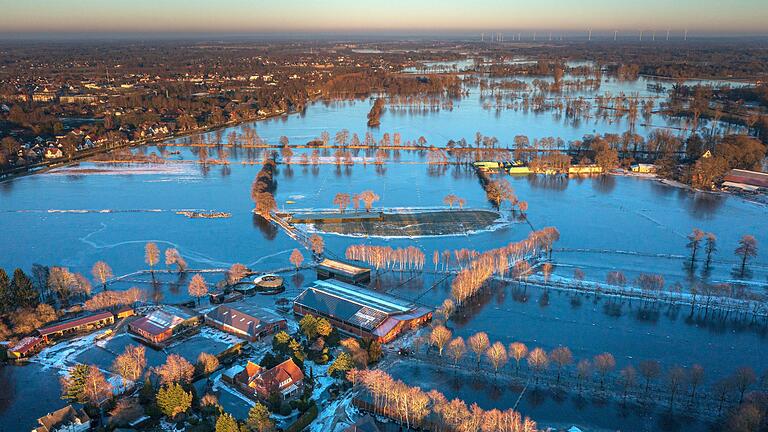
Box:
241 358 304 397
37 311 113 337
294 279 425 331
205 304 284 338
35 405 89 432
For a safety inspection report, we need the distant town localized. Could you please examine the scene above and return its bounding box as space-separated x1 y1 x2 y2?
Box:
1 28 767 432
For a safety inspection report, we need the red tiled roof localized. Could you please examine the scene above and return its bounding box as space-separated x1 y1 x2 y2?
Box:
243 358 304 397
37 311 113 337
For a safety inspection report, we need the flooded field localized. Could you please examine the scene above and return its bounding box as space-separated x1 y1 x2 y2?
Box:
1 75 766 431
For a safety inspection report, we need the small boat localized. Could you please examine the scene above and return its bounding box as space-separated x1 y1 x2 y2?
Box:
286 200 296 204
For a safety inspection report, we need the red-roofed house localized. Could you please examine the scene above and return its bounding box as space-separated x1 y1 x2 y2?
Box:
235 358 304 401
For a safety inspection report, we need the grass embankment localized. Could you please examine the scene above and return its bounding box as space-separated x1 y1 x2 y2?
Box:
302 209 502 236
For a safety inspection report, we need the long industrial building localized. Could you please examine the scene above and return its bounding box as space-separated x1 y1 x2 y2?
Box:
293 279 432 343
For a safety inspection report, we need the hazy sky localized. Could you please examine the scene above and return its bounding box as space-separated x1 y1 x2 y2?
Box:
2 0 767 35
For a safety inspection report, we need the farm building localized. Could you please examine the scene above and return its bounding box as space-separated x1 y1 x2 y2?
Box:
7 336 43 358
37 311 115 343
316 258 371 284
205 304 286 341
128 306 201 344
293 279 432 343
630 163 657 173
723 169 768 191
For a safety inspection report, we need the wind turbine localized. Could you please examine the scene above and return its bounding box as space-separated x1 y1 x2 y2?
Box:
588 29 592 41
639 30 643 41
614 30 618 41
666 29 670 41
684 28 688 41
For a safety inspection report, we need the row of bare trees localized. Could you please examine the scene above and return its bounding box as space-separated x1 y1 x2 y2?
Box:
428 327 765 411
346 245 426 271
450 227 560 306
352 369 537 432
332 190 380 213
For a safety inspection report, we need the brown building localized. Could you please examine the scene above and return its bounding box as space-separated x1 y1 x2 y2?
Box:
293 279 432 343
235 358 304 401
205 304 286 341
33 405 90 432
37 311 115 343
8 336 43 359
316 258 371 284
129 306 200 344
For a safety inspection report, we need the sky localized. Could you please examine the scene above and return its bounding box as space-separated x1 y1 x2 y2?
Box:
1 0 767 36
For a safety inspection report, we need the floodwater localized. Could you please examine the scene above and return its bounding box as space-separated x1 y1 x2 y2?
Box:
0 75 766 430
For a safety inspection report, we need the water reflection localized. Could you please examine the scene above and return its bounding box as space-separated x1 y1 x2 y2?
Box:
591 175 616 194
252 213 278 240
527 174 569 191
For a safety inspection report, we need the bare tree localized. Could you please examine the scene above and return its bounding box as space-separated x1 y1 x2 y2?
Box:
486 342 508 374
197 352 220 375
733 366 757 403
83 365 113 407
594 353 616 389
447 337 466 367
112 345 146 390
508 342 528 375
576 359 592 392
468 332 490 367
145 242 160 273
227 263 248 285
289 249 304 271
639 360 661 395
357 190 380 212
155 354 195 385
704 233 717 269
687 228 705 268
187 274 208 305
734 235 758 277
91 261 113 289
688 364 705 403
550 347 573 383
527 348 548 383
667 366 686 407
619 365 637 402
333 193 351 213
430 325 452 357
309 234 325 256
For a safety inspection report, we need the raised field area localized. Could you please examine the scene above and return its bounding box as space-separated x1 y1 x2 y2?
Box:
291 208 504 236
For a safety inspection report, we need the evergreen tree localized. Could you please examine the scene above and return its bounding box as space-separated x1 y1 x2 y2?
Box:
11 268 39 308
139 377 155 405
215 412 240 432
61 364 91 402
156 383 192 419
244 403 274 432
0 269 10 312
328 352 355 377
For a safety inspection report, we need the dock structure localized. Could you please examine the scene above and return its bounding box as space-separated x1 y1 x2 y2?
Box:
316 258 371 284
293 278 432 343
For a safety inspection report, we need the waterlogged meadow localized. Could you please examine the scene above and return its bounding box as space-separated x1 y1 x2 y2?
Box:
1 74 766 431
